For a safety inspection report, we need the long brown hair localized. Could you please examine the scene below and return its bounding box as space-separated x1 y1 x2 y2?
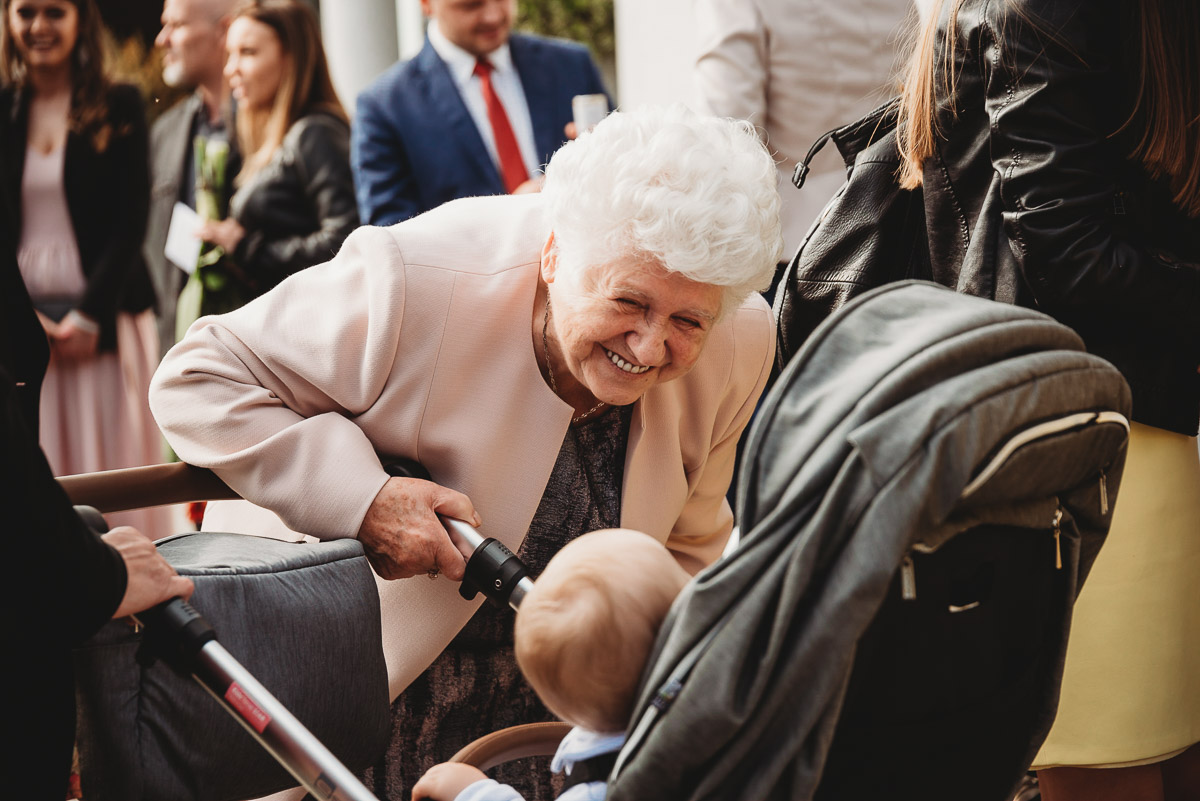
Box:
1 0 120 151
1125 0 1200 217
231 0 345 184
898 0 1200 217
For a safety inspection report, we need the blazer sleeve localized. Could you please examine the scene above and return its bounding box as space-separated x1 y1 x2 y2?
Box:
693 0 768 124
150 225 411 539
983 0 1199 344
234 116 358 285
666 299 776 571
352 85 423 226
77 85 151 324
577 45 611 104
3 367 127 645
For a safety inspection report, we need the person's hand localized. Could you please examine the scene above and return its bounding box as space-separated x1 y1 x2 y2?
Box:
51 313 99 361
564 121 578 140
513 176 544 195
357 478 480 581
196 217 246 253
411 763 488 801
103 527 194 619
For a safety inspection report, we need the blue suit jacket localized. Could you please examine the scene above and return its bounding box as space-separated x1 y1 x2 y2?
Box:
352 33 609 226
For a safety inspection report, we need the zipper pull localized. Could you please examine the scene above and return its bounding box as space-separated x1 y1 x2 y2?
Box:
1052 508 1063 570
900 554 917 600
651 677 683 712
1099 470 1109 516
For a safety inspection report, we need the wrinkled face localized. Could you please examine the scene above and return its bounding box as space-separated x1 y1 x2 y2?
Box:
223 16 283 112
543 241 724 408
156 0 227 88
6 0 78 71
420 0 513 58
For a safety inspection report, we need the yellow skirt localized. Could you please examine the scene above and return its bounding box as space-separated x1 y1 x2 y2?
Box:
1033 423 1200 769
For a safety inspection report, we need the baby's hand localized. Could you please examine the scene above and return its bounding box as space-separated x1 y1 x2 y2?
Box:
411 762 488 801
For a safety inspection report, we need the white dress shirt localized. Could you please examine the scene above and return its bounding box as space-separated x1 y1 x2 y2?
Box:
428 21 541 178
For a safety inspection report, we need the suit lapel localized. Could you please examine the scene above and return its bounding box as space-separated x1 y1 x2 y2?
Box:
1 88 30 236
510 35 557 167
148 93 203 313
156 93 202 193
414 42 501 188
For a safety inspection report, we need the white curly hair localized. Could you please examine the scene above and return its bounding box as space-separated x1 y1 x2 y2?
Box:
541 105 783 315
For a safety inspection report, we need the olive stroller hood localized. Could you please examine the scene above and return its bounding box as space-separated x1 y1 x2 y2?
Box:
606 281 1131 801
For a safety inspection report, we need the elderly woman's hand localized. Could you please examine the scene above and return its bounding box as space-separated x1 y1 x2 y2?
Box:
358 478 481 581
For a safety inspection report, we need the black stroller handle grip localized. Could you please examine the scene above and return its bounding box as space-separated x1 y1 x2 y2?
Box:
133 598 217 666
443 517 534 610
383 459 535 611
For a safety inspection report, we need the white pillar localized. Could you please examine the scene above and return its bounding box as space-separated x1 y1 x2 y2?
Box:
320 0 399 110
396 0 426 60
613 0 697 110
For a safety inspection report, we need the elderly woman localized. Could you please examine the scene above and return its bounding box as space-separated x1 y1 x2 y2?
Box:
150 105 781 799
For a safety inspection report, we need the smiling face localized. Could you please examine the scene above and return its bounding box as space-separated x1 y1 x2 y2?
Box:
6 0 78 72
541 238 724 410
223 15 283 112
156 0 228 89
420 0 513 58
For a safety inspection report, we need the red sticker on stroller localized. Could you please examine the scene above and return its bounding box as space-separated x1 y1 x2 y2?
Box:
225 683 271 733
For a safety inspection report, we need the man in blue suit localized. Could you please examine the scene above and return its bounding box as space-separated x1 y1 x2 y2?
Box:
352 0 611 226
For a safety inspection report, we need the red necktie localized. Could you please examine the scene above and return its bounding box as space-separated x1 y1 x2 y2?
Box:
474 58 529 193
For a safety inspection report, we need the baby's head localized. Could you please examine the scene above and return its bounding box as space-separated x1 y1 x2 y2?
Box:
514 528 691 733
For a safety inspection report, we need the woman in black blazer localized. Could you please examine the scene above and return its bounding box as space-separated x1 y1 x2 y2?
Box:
2 0 170 536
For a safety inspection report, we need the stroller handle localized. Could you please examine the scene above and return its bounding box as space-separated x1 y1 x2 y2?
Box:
384 459 534 611
59 462 238 511
443 516 535 610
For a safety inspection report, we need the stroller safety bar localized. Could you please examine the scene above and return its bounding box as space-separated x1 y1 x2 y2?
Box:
59 462 534 610
59 461 239 511
448 721 573 772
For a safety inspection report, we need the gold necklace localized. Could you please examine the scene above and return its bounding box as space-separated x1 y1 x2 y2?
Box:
542 294 607 425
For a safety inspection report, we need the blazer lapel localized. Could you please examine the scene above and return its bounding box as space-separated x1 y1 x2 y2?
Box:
510 35 558 167
156 92 202 193
414 42 501 189
1 87 30 235
148 93 203 310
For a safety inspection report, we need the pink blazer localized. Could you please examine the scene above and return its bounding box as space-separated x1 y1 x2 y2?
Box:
150 194 775 697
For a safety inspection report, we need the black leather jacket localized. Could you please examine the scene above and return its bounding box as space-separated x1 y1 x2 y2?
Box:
923 0 1199 435
230 110 357 293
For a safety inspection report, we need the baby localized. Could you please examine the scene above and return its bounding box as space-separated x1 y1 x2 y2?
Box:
411 528 692 801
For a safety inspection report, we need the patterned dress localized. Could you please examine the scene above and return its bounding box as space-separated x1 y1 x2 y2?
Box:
363 406 633 800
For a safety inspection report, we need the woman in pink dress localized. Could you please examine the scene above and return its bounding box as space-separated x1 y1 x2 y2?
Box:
2 0 172 537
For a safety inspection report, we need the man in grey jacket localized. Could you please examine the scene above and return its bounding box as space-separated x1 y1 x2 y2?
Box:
144 0 239 359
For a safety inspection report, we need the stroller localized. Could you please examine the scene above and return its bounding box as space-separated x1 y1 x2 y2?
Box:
64 282 1130 801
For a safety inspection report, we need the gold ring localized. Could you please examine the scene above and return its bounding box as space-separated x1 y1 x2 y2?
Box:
426 569 439 580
